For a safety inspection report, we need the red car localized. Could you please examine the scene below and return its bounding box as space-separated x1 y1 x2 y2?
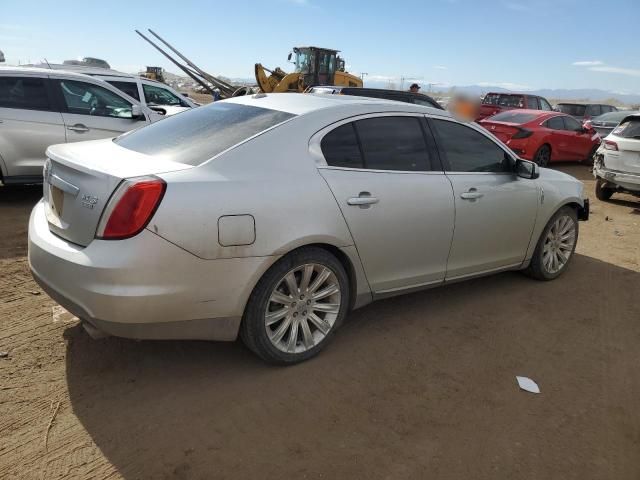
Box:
479 110 601 166
476 92 553 121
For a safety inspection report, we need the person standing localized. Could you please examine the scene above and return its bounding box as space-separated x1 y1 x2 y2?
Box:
409 83 420 93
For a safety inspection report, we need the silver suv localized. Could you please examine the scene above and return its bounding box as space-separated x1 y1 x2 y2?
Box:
0 66 162 185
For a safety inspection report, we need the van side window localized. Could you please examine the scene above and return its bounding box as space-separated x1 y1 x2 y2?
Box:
0 77 51 111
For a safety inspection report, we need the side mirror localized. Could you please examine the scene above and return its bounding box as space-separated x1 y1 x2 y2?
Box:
515 158 540 179
131 104 145 120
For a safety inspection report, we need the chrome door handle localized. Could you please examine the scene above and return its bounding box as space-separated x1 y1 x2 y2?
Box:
67 124 89 132
460 189 484 200
347 192 379 207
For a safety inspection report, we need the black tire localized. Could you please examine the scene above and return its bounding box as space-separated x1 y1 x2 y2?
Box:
525 206 579 281
595 178 614 201
582 145 599 166
533 144 551 167
240 246 350 365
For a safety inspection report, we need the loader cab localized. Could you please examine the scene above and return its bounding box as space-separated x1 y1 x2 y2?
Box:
290 47 339 87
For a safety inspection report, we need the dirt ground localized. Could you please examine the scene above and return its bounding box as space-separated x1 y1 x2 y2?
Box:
1 164 639 480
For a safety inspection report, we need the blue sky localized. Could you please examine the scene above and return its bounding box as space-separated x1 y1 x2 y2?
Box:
1 0 639 93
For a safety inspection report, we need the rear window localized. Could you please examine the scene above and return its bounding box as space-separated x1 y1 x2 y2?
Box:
482 94 524 108
556 104 586 116
612 118 640 139
488 111 537 124
115 103 295 166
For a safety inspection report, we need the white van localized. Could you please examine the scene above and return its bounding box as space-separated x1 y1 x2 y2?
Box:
0 66 163 185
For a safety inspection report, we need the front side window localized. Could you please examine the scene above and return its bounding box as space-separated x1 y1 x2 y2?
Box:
115 102 295 166
107 80 140 101
431 119 510 173
586 105 601 117
0 76 50 110
539 98 553 111
355 117 431 171
557 104 586 117
527 96 539 110
58 80 133 118
142 83 187 107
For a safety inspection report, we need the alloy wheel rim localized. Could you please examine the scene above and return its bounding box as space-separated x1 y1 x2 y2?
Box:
265 263 342 354
542 215 576 274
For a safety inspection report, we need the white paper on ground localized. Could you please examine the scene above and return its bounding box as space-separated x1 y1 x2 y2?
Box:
516 376 540 394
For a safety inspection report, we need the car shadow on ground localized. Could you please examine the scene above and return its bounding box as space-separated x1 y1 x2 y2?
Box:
0 184 42 259
63 253 640 479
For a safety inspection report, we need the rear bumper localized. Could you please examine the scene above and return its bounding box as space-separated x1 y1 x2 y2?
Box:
28 201 278 341
594 164 640 191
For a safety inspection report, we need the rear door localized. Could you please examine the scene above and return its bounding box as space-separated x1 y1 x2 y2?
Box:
0 74 65 180
429 117 539 279
316 114 455 294
52 77 149 142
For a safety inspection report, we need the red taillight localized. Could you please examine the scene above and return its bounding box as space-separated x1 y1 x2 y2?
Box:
604 140 618 151
97 177 166 240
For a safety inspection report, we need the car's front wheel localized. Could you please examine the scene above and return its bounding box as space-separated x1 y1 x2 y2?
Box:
526 206 579 281
240 247 350 364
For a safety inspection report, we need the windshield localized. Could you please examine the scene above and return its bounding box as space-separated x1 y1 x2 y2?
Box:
488 111 537 124
557 104 586 116
115 103 296 166
482 93 525 107
294 49 314 74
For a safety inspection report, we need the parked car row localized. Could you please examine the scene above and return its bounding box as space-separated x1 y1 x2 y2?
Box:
0 66 197 185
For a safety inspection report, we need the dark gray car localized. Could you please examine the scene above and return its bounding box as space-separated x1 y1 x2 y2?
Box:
590 110 640 138
556 103 618 121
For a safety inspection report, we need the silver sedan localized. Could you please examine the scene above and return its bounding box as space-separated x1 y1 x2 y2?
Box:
29 93 589 364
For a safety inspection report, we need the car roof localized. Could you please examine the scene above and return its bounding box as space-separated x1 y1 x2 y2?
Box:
225 92 451 117
0 65 104 80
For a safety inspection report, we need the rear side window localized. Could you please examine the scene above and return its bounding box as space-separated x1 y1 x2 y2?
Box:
321 123 363 168
115 102 295 166
612 118 640 139
356 117 430 171
321 116 432 171
0 76 50 110
489 111 537 124
545 116 564 130
431 119 510 173
107 80 140 101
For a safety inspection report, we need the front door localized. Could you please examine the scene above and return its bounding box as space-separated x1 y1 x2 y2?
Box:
53 78 148 143
428 117 539 279
316 115 455 294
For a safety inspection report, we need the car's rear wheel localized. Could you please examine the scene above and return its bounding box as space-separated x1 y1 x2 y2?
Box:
526 206 578 281
533 144 551 167
240 247 349 365
595 178 614 201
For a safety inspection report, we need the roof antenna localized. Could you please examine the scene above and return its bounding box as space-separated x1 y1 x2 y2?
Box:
43 58 52 69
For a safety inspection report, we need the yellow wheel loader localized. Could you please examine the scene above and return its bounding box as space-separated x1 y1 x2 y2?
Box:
255 47 362 93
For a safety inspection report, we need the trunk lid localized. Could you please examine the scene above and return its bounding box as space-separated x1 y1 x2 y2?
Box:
476 104 506 121
479 120 522 143
610 137 640 174
44 138 191 246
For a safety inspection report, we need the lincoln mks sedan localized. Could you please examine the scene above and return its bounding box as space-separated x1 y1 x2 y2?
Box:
29 93 589 364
